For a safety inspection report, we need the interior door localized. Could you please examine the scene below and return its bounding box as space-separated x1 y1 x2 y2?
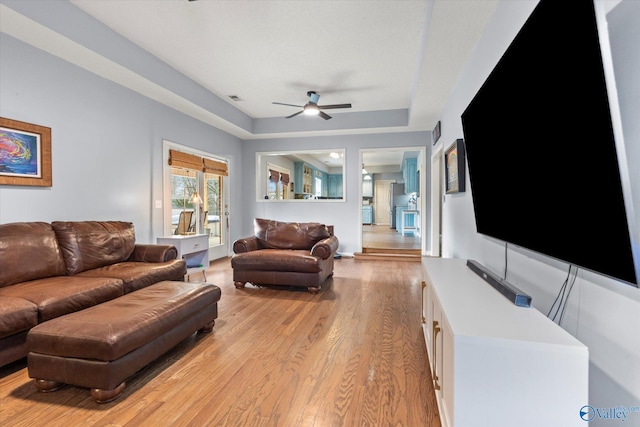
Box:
374 180 393 225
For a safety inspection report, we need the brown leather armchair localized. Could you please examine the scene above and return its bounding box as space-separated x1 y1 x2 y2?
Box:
231 218 339 294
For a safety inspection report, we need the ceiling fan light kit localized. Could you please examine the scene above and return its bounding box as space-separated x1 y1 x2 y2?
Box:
303 104 320 115
273 90 351 120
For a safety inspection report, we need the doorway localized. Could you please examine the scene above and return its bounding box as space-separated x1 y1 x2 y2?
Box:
360 147 425 255
163 141 230 261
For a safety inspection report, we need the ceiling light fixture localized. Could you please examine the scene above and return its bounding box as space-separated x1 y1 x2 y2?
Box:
362 164 368 174
303 104 320 116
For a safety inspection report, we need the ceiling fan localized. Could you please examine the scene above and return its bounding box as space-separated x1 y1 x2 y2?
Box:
272 91 352 120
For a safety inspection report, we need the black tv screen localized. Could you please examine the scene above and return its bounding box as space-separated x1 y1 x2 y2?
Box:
461 0 638 285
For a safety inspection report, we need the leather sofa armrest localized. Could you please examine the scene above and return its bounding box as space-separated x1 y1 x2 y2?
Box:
233 236 261 254
128 244 178 262
310 235 339 259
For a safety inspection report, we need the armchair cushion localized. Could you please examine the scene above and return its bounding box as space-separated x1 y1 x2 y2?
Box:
254 218 330 250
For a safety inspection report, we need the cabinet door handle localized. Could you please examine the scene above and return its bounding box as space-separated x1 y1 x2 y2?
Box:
421 281 426 324
432 320 441 391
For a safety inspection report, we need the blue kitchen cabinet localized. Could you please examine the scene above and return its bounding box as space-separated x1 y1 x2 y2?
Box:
328 174 343 198
362 205 373 224
403 158 418 194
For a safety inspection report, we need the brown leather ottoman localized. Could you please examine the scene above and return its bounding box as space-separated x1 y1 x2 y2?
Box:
26 281 221 403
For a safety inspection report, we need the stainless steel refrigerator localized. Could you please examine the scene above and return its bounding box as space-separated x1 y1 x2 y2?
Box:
389 183 409 229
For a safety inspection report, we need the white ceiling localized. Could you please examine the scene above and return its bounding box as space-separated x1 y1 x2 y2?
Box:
64 0 499 137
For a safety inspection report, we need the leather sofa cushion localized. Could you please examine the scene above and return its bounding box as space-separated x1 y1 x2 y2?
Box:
254 218 330 250
0 297 38 339
0 276 124 322
75 260 187 293
231 249 322 273
52 221 136 275
0 222 67 288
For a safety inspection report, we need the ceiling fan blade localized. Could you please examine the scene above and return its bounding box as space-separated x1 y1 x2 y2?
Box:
286 111 304 119
319 111 332 120
317 103 352 109
273 102 304 108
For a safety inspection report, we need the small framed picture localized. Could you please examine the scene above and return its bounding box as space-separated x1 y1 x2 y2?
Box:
432 121 441 145
445 139 465 194
0 117 52 187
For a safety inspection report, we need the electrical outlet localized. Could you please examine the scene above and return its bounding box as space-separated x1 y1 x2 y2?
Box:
155 200 162 209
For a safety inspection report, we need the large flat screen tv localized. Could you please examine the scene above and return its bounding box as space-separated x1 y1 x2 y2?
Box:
461 0 639 286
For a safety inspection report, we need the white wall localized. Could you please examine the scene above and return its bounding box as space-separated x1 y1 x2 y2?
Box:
240 132 430 255
0 35 244 244
437 0 640 421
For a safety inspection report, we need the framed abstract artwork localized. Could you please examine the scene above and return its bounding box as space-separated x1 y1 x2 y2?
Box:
445 138 465 194
0 117 52 187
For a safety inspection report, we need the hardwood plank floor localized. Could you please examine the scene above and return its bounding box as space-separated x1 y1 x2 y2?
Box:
0 258 440 427
362 224 421 251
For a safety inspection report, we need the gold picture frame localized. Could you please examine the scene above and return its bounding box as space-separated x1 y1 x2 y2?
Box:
0 117 52 187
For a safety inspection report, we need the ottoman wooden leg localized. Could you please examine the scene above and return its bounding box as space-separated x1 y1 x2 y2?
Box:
91 382 126 403
198 320 215 333
34 379 65 393
234 281 246 289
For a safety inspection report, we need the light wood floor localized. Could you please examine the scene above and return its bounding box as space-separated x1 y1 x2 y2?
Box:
0 258 440 427
362 224 421 251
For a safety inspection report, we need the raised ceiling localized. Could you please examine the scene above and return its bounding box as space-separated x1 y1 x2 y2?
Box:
1 0 499 139
67 0 498 138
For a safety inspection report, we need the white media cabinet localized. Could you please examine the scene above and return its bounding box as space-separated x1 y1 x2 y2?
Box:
421 258 588 427
157 234 209 281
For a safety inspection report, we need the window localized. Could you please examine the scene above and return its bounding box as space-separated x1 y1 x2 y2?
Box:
266 163 291 200
171 167 197 234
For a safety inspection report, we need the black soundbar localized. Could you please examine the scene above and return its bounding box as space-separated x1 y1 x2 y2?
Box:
467 260 532 307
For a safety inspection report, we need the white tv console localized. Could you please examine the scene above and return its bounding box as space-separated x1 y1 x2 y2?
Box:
421 258 588 427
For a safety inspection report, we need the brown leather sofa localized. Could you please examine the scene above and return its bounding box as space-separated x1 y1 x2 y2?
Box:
231 218 339 294
0 221 187 367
